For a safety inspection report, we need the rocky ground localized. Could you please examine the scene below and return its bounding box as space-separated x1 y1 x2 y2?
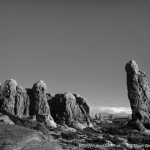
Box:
50 118 150 150
1 111 150 150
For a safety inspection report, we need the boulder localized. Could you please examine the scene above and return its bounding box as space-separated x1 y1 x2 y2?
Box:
0 79 30 118
125 60 150 134
0 124 62 150
36 113 57 128
0 113 14 125
49 92 93 129
60 125 76 132
70 121 87 130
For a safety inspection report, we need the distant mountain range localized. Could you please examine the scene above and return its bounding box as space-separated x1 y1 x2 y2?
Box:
91 106 132 118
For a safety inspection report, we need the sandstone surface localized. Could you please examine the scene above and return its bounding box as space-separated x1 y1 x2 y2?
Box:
0 124 61 150
49 92 93 129
0 79 30 118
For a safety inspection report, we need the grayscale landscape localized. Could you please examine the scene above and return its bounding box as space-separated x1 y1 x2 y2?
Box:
0 1 150 150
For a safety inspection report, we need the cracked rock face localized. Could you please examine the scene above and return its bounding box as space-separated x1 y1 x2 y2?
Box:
0 79 30 118
32 80 50 115
0 79 17 115
31 80 56 128
125 60 150 131
49 92 93 129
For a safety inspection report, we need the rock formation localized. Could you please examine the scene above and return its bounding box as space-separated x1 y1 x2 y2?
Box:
0 79 93 130
94 113 113 120
27 80 56 128
125 60 150 134
32 80 50 115
49 92 93 130
0 79 30 118
0 79 56 128
0 79 17 115
74 94 93 127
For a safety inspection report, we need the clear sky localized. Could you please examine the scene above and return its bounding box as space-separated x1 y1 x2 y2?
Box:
0 1 150 111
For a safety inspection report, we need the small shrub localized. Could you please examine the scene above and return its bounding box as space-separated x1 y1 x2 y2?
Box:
103 134 121 145
113 135 122 145
117 129 130 135
22 120 37 129
128 134 143 144
15 120 23 126
106 127 118 135
35 123 50 135
142 136 150 144
113 120 121 124
91 137 106 144
101 128 108 133
61 132 77 140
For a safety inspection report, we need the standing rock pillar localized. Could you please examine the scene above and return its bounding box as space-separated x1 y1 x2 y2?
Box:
32 80 56 128
125 60 150 134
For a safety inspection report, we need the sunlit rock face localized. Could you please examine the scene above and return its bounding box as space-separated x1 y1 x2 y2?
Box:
0 79 30 118
30 80 56 128
125 60 150 132
49 92 93 129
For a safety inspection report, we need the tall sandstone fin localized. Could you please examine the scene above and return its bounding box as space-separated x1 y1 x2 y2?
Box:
125 60 150 134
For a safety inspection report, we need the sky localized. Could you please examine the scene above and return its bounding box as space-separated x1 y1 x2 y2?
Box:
0 0 150 114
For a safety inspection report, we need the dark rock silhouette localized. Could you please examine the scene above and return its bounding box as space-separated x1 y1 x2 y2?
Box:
49 92 93 130
0 79 30 118
15 85 30 118
125 60 150 134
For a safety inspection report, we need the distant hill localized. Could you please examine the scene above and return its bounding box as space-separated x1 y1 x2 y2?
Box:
112 113 131 119
91 111 131 119
90 106 131 119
